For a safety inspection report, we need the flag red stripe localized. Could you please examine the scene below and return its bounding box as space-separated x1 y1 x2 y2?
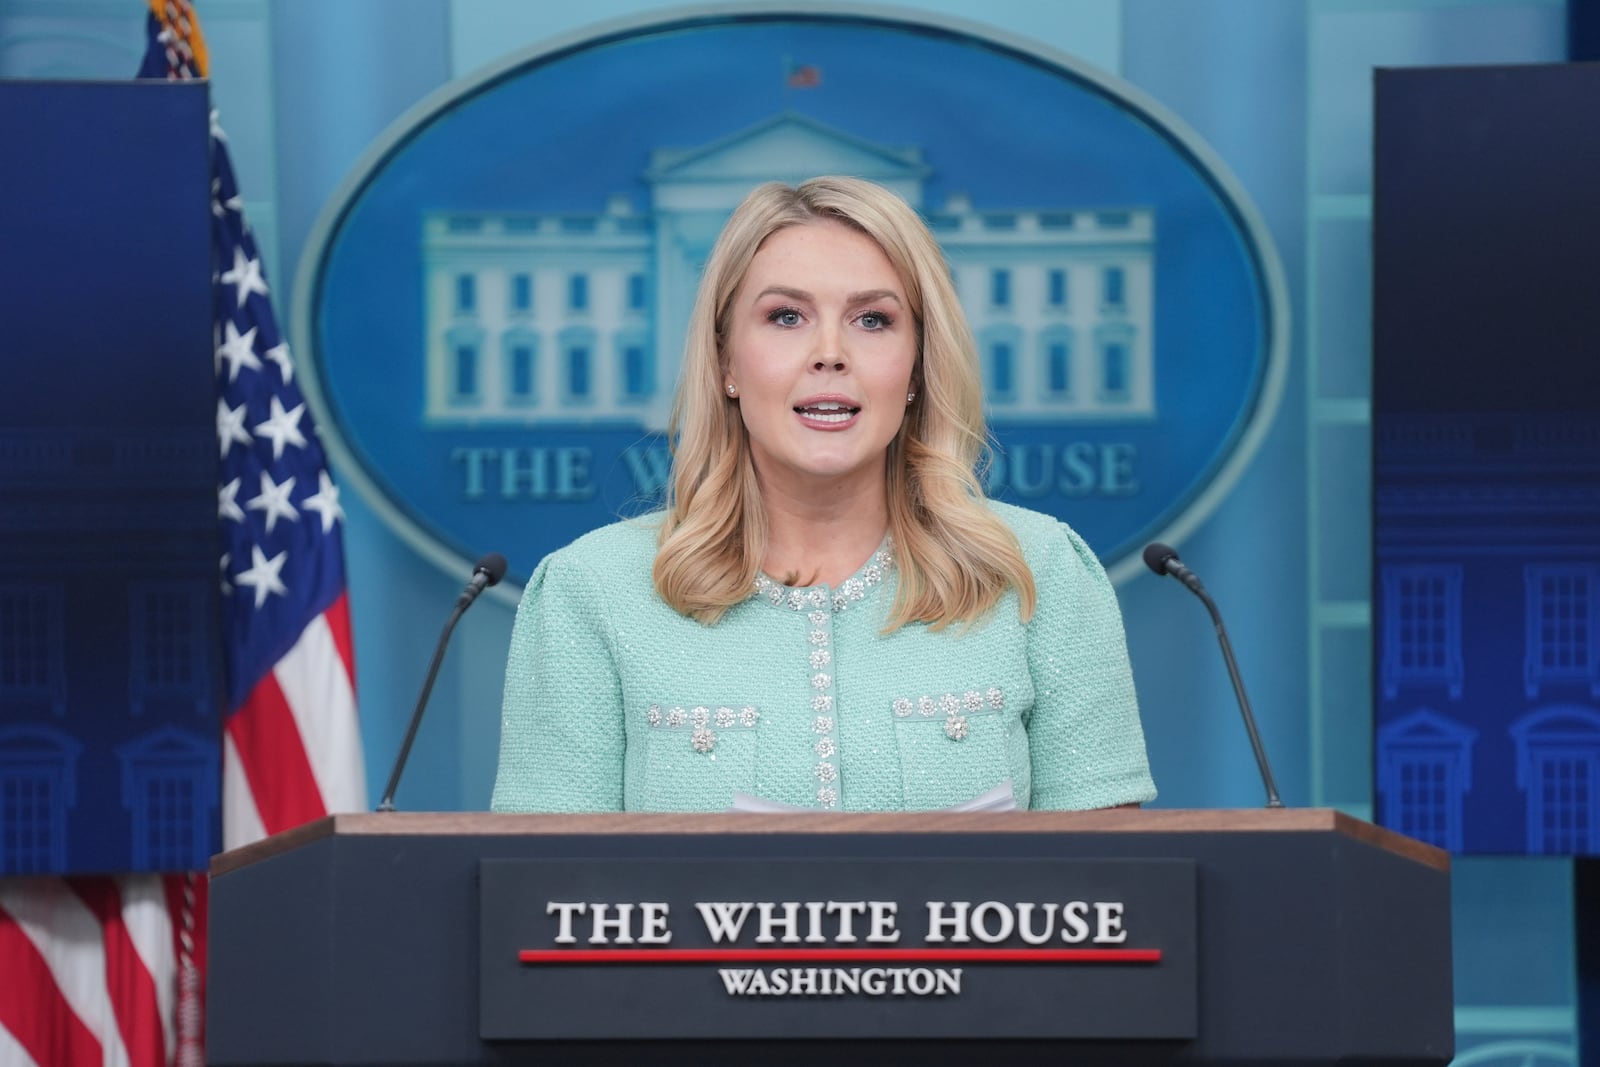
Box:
518 947 1162 963
323 590 356 683
0 906 105 1067
228 672 328 836
70 879 167 1067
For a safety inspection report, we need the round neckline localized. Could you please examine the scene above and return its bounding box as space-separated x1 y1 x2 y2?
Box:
750 541 895 613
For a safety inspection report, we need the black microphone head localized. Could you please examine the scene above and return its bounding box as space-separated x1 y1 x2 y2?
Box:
474 552 508 587
1143 542 1180 576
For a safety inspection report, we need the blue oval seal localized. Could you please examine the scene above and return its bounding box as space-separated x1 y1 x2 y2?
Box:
294 5 1288 589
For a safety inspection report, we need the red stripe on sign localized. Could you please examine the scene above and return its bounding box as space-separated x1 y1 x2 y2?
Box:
519 948 1161 964
0 903 106 1067
228 672 328 836
69 879 167 1067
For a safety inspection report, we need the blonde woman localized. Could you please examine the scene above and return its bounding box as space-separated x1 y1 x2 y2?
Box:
492 176 1154 813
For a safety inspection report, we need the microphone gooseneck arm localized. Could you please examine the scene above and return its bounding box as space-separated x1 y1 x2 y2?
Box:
377 553 507 813
1143 543 1284 809
1187 579 1283 809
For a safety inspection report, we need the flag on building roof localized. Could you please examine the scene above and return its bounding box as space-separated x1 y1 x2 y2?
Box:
785 59 822 89
0 3 366 1064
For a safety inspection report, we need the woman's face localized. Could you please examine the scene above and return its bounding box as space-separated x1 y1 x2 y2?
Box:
722 219 918 501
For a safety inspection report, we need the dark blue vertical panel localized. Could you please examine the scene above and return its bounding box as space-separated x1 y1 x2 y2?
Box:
1579 859 1600 1062
1572 6 1600 62
1373 64 1600 858
0 80 221 874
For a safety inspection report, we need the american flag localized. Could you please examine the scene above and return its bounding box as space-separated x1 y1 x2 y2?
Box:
0 3 366 1063
188 28 368 852
0 875 204 1066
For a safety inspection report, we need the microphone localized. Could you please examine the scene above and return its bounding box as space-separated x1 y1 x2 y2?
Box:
377 552 508 812
458 552 508 608
1143 542 1284 808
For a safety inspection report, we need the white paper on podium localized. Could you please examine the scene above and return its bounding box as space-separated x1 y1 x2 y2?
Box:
728 781 1017 813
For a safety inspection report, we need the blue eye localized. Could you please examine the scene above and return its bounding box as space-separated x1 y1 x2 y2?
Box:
768 307 803 327
858 310 893 330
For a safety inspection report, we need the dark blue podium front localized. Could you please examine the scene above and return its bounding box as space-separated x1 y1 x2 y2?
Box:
208 809 1452 1065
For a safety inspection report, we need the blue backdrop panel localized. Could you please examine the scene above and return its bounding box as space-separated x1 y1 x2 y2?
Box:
0 80 222 875
1372 63 1600 857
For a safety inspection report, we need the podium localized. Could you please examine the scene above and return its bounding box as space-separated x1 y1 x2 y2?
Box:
208 809 1452 1065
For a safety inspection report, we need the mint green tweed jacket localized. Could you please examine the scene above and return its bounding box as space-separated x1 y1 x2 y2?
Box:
491 501 1155 813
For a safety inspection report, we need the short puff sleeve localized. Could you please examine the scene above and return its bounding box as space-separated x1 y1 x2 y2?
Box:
491 552 625 812
1024 524 1156 810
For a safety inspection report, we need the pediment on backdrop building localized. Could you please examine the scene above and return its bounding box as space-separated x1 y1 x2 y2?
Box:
646 112 930 209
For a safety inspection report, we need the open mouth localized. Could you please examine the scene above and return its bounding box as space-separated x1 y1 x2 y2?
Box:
794 401 860 424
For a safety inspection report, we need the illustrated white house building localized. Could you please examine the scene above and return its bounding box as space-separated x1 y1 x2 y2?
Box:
1376 413 1600 855
421 113 1155 429
0 427 223 874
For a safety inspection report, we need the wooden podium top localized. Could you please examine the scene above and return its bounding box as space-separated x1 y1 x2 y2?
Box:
212 807 1447 877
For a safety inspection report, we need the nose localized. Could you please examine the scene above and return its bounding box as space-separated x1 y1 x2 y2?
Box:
812 322 848 373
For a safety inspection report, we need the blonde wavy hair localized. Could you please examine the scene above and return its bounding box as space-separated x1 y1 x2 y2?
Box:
653 176 1036 630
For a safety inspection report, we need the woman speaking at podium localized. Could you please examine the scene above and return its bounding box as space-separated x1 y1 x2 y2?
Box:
492 176 1155 814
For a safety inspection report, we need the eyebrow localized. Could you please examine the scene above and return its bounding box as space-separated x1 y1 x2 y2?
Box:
755 285 904 306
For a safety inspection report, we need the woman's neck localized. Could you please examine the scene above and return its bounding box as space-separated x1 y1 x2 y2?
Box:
758 474 891 588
